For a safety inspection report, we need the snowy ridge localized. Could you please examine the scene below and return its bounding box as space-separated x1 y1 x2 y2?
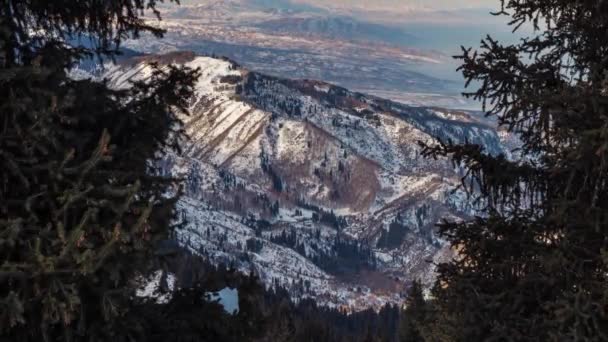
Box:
105 52 505 311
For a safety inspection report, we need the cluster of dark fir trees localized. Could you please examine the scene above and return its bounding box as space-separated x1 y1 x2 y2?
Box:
1 0 608 341
139 249 423 342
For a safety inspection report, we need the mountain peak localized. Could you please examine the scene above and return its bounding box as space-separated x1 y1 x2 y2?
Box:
104 52 507 310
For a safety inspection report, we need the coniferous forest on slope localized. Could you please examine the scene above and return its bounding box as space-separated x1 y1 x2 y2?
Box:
1 0 608 341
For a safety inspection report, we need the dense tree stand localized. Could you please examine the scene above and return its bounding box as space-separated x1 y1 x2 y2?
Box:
421 0 608 341
0 1 199 340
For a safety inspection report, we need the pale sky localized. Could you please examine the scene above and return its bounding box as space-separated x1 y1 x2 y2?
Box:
292 0 501 11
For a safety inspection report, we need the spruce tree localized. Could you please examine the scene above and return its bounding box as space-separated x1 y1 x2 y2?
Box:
399 280 426 342
0 1 200 341
423 0 608 340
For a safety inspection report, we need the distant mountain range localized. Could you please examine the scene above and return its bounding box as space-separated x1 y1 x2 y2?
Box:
118 0 517 110
101 51 514 310
254 16 421 46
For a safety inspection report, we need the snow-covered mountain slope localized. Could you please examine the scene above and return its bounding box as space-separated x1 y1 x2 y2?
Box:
104 51 507 311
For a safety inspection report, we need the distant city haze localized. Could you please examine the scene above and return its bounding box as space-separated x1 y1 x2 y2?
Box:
291 0 500 11
141 0 519 109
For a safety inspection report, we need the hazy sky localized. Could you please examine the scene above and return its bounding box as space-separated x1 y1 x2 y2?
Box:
293 0 502 11
399 0 499 9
